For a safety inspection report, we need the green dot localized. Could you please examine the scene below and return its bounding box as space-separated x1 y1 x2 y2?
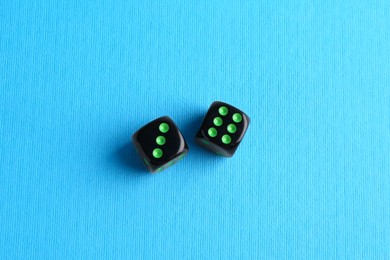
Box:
208 127 218 137
159 123 169 133
232 113 242 123
213 117 223 126
221 134 231 144
156 136 166 145
227 124 237 133
219 106 229 116
152 148 163 158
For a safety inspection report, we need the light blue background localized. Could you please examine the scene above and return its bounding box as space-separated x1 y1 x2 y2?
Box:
1 1 390 259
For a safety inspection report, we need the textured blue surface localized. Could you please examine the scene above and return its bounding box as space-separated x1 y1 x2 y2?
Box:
1 1 390 259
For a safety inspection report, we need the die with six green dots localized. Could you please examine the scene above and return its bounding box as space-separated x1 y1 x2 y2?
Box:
196 101 250 157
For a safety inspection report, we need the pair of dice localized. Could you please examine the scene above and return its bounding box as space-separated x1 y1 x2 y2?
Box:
132 101 250 173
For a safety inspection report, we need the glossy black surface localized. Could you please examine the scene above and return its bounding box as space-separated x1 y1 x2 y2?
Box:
132 116 188 173
196 101 250 157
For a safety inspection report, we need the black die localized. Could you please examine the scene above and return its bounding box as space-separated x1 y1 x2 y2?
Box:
132 116 189 173
196 101 250 157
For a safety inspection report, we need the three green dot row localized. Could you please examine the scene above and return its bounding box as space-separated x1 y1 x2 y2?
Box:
152 123 169 159
208 106 243 144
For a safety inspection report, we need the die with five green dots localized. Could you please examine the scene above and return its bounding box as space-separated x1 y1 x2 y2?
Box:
132 116 189 173
196 101 250 157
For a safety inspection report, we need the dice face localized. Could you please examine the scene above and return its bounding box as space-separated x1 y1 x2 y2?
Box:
132 116 188 173
196 101 250 157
